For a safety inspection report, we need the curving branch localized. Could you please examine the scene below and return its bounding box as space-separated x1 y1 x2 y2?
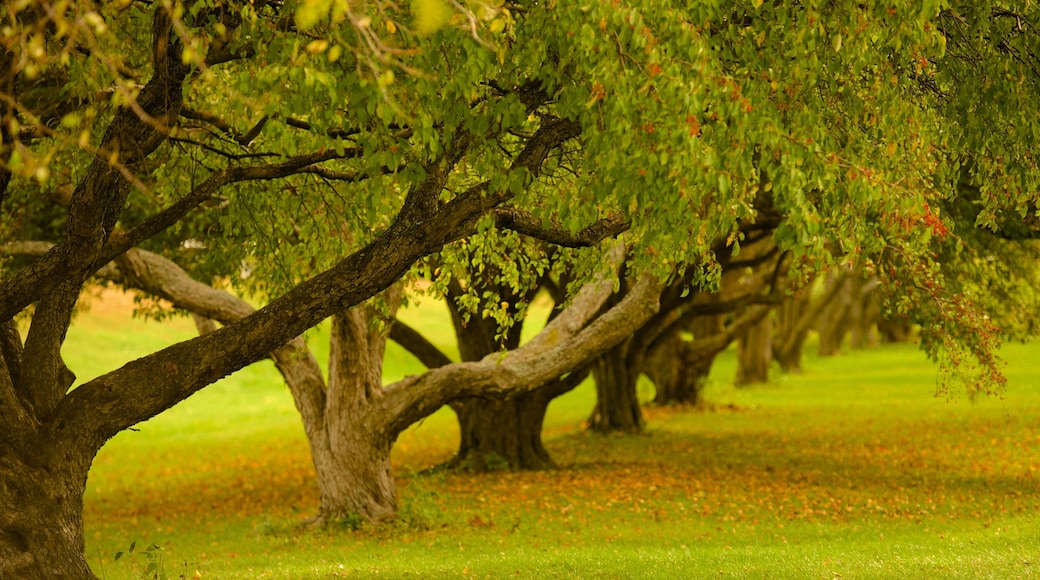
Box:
0 148 368 325
493 208 630 248
388 320 455 369
378 273 663 436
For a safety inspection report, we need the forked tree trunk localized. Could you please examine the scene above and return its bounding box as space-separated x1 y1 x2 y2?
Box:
0 438 96 578
307 306 400 523
440 279 565 471
588 343 644 433
649 315 722 406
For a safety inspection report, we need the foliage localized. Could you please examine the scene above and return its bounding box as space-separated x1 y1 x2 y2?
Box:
6 1 1040 395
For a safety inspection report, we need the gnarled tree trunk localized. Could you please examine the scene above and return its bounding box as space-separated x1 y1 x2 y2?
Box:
0 436 95 579
442 279 559 471
649 315 721 406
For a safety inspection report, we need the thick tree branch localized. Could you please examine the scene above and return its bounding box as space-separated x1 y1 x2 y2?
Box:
449 207 630 248
0 153 355 322
377 274 662 436
11 4 194 422
50 113 584 448
0 320 33 436
684 304 772 362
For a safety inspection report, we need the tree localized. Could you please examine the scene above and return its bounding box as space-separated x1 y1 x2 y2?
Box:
5 1 1040 577
591 218 784 424
429 248 589 471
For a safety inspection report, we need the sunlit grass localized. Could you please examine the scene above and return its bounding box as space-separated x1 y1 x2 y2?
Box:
75 291 1040 578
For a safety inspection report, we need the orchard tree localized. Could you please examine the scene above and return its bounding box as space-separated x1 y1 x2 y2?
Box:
4 1 1040 578
590 218 786 429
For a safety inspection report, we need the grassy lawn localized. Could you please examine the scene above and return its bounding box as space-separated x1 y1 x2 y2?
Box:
75 291 1040 578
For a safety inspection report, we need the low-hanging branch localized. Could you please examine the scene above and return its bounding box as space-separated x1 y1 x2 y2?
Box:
388 320 455 369
0 148 367 324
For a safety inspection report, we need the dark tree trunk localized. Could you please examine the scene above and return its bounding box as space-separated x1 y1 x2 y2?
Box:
0 438 96 579
588 343 644 433
440 277 565 471
816 271 852 356
773 291 810 372
652 343 714 405
649 315 723 406
449 389 556 470
878 315 913 343
645 329 688 405
736 314 772 386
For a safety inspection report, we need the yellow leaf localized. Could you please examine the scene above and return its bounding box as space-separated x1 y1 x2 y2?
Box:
327 44 342 63
305 39 329 54
412 0 453 35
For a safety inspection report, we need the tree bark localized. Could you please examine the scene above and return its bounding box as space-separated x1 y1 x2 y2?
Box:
736 314 773 386
0 438 95 579
449 390 557 470
649 317 720 406
878 315 913 343
816 270 852 356
588 342 645 433
848 275 881 350
773 291 810 372
433 272 578 472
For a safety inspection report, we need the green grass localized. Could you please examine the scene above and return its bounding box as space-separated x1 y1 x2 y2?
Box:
74 294 1040 578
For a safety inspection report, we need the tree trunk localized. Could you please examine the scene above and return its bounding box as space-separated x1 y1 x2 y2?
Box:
0 439 96 579
307 305 399 524
848 273 880 350
736 314 772 386
816 271 852 356
439 277 563 471
588 343 644 433
309 430 396 523
449 390 556 470
773 291 810 372
878 315 913 343
649 316 721 406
